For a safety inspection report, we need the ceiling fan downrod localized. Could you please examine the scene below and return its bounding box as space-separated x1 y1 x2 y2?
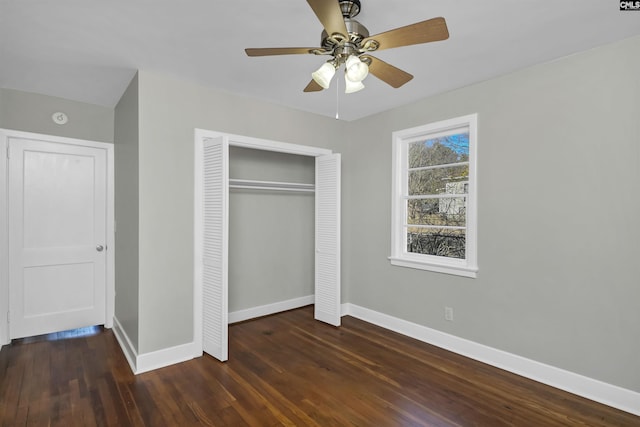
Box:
339 0 361 19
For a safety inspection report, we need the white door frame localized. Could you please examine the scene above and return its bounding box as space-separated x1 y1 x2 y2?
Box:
193 128 337 358
0 129 115 346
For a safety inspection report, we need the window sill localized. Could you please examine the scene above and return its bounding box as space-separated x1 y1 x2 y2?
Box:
388 257 478 278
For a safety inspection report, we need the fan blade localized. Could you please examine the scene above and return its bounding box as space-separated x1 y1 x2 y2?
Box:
306 0 348 38
245 47 320 56
362 17 449 51
362 55 413 88
304 79 324 92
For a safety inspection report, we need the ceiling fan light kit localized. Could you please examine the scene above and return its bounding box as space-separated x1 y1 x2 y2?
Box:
245 0 449 94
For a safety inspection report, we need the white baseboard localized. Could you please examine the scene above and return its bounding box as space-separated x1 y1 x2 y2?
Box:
341 303 640 417
136 341 197 374
228 295 314 324
113 316 196 375
112 316 138 373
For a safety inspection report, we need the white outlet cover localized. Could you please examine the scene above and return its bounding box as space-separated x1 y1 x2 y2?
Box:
52 112 68 125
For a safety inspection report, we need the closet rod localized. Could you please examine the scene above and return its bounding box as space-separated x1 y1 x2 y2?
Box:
229 178 315 193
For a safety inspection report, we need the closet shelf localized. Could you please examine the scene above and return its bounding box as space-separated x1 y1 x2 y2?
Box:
229 178 315 193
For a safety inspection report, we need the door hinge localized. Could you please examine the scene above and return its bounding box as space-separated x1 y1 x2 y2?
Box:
5 145 9 159
6 311 10 324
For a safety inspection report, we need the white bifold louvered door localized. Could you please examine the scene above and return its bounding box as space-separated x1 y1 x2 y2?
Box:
315 153 341 326
201 137 229 361
197 130 342 361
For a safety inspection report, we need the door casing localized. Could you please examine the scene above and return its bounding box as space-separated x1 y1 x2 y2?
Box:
0 129 115 345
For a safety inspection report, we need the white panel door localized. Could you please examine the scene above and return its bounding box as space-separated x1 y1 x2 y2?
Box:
201 137 229 361
8 138 107 339
315 153 341 326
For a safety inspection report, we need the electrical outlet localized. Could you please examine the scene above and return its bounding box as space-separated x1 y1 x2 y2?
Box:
445 307 454 322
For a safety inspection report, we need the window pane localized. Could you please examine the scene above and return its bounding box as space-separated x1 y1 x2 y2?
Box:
408 133 469 168
408 165 469 196
406 228 466 259
407 198 466 227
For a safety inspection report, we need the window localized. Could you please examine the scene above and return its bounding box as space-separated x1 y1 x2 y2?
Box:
390 114 478 278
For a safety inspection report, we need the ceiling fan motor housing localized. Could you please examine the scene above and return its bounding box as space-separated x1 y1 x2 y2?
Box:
320 18 369 59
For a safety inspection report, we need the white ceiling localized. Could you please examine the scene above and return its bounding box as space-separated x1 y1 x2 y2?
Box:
1 0 639 121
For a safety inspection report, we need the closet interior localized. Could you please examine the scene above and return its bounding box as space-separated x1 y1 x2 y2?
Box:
228 146 316 316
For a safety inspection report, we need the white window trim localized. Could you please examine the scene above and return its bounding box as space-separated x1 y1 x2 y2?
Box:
390 114 478 278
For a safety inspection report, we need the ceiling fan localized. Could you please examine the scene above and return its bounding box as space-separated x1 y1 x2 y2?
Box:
245 0 449 93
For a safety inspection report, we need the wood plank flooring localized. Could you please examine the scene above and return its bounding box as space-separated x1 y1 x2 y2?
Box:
1 306 638 426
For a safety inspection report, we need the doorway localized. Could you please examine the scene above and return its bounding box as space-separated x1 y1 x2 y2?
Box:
0 129 114 344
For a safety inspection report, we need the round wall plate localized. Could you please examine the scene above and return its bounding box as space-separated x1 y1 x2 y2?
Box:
52 112 68 125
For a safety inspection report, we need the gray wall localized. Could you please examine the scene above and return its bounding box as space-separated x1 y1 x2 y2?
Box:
345 35 640 392
113 74 140 351
136 70 348 354
0 88 114 142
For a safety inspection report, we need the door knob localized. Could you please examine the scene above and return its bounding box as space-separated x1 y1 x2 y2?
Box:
96 245 104 252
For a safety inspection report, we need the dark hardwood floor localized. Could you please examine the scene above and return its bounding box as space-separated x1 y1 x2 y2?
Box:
1 306 638 426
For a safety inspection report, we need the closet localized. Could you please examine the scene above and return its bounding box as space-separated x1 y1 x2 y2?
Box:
193 129 341 362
